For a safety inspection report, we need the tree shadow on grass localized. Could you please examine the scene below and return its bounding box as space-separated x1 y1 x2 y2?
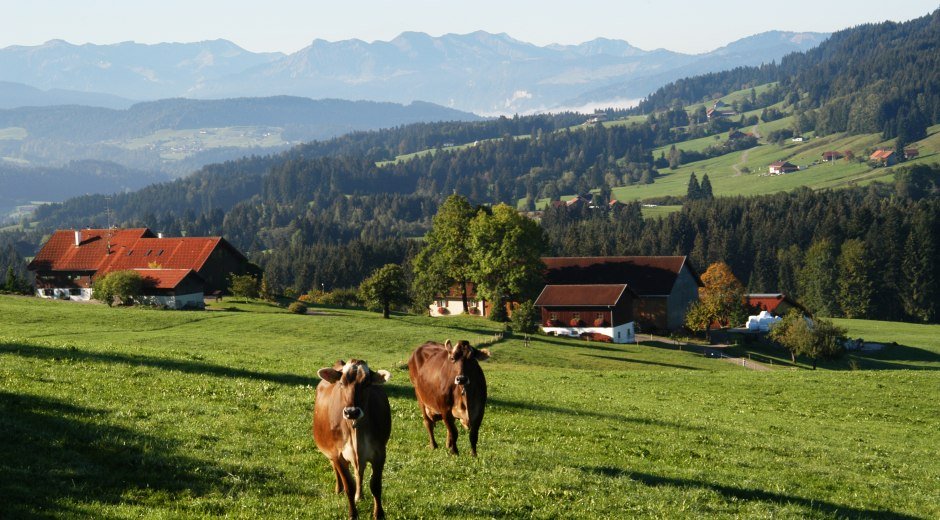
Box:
0 390 286 518
0 342 318 387
579 466 919 519
836 343 940 371
529 335 626 352
488 396 702 431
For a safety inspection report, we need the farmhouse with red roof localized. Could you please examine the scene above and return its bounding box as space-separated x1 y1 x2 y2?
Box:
535 283 637 343
27 228 258 309
540 256 702 332
869 149 897 166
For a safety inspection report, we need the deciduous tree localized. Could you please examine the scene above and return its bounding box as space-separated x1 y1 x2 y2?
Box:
359 264 409 319
684 261 747 335
229 274 260 303
468 204 547 321
411 194 476 313
770 310 847 369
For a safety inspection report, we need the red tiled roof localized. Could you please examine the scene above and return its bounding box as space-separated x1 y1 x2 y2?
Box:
746 293 806 314
535 284 632 307
27 228 154 272
769 161 796 168
29 228 245 277
543 256 702 295
870 149 894 160
99 237 223 274
134 269 204 290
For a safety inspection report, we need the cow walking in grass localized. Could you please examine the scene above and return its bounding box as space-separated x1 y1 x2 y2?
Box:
408 340 489 456
313 359 392 520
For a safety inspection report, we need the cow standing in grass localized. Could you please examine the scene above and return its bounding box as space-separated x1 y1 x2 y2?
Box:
408 340 489 456
313 359 392 520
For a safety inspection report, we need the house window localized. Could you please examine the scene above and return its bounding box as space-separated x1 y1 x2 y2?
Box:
550 312 558 320
596 312 604 320
127 251 133 256
573 313 580 320
157 250 164 256
469 300 477 308
69 288 81 296
145 250 153 256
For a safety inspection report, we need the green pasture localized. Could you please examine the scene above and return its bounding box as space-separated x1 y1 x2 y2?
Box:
613 125 940 202
1 295 938 518
640 205 682 220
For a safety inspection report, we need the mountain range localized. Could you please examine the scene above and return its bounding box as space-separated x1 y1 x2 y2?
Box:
0 31 828 114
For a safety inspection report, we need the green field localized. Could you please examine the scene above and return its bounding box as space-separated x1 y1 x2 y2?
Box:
2 296 939 518
612 124 940 202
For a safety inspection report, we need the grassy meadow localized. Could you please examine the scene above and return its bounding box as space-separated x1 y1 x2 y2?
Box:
2 295 939 518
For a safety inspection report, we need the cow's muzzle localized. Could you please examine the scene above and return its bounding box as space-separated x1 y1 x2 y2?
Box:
455 375 469 386
343 407 363 421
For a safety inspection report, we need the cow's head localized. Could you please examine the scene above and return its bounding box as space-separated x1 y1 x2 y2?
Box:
444 339 490 388
317 359 390 426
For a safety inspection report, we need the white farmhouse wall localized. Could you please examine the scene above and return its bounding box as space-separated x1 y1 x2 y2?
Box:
429 298 485 317
541 322 635 343
36 288 93 301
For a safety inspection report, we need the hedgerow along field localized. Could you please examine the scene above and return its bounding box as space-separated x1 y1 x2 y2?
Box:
1 296 938 519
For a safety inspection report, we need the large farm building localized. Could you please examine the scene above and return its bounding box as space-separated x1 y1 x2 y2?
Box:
28 228 258 309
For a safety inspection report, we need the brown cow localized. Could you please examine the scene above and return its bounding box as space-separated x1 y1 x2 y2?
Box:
408 340 489 456
313 359 392 520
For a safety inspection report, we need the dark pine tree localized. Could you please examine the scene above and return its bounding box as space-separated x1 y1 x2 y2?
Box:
700 173 714 200
687 172 702 201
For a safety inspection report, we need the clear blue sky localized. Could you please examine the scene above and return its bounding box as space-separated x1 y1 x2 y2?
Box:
3 0 937 54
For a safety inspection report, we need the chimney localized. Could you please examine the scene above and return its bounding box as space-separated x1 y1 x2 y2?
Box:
74 230 81 246
157 232 164 239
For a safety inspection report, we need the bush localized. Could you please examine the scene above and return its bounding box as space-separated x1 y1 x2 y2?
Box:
229 274 260 303
321 288 362 308
92 270 144 307
288 302 308 315
511 300 539 334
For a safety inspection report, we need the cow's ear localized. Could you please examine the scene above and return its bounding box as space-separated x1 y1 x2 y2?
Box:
372 370 391 385
444 339 453 353
318 368 342 384
474 348 491 361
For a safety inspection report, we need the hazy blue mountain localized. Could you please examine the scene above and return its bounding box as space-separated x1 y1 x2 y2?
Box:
0 31 829 114
0 39 283 100
0 81 134 109
564 31 829 108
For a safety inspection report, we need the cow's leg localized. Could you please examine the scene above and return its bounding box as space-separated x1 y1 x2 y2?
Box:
468 424 480 457
370 456 386 520
443 413 459 455
354 456 366 502
333 464 345 494
332 458 358 519
421 407 438 449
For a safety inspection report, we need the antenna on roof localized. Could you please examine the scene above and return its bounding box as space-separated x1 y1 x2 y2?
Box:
105 196 113 255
